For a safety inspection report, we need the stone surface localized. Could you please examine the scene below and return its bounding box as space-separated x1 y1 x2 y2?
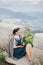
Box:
0 22 43 65
5 56 30 65
33 33 43 50
30 58 41 65
0 51 42 65
1 51 30 65
0 22 24 51
32 47 43 65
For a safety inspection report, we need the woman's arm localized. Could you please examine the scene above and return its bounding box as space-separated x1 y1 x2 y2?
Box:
13 45 23 48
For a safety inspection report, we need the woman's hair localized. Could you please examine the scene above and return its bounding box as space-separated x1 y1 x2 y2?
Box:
13 28 20 35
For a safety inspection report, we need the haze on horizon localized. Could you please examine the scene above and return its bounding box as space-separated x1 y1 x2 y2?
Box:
0 0 43 13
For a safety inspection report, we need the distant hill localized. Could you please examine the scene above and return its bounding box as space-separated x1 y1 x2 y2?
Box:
0 8 43 19
0 8 43 33
0 8 30 19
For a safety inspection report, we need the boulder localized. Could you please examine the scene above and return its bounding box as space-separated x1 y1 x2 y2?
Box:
0 22 24 51
33 33 43 65
0 22 43 65
33 33 43 50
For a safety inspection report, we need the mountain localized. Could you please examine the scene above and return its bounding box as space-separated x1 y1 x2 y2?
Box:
0 8 31 19
0 8 43 19
0 8 43 33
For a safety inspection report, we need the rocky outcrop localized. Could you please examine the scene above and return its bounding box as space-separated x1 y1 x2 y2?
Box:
0 22 24 51
0 22 43 65
32 33 43 65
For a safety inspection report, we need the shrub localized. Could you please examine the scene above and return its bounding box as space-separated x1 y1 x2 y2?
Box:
23 25 34 47
0 53 6 63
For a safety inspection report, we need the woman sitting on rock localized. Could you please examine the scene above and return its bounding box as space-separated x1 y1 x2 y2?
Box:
9 28 32 60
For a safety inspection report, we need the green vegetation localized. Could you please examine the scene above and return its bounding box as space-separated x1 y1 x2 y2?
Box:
23 25 34 47
0 53 6 63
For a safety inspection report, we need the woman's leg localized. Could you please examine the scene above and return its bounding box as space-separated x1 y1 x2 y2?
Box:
26 44 32 60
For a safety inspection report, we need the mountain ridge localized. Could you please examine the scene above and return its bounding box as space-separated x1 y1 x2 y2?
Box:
0 8 43 19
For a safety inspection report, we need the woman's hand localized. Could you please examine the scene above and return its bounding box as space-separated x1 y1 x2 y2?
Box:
19 45 24 48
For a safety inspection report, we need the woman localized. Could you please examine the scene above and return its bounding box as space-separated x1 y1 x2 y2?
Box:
9 28 32 60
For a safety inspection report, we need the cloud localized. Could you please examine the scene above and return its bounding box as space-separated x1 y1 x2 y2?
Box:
0 0 43 12
28 0 41 4
0 0 43 4
7 0 43 4
0 0 7 4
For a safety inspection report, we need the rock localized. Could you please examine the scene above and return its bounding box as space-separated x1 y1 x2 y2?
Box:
30 58 41 65
5 55 30 65
33 33 43 50
33 33 43 65
0 22 24 51
0 23 43 65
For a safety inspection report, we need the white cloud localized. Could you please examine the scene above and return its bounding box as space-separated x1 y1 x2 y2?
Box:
28 0 41 4
0 0 43 12
9 0 43 4
0 0 43 6
4 4 43 13
0 0 7 4
0 0 42 4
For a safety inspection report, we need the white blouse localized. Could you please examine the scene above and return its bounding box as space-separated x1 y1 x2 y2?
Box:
13 35 23 46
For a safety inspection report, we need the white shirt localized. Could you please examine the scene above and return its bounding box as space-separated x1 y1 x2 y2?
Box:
13 35 23 46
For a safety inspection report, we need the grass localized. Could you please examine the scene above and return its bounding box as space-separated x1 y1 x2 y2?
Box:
0 53 6 63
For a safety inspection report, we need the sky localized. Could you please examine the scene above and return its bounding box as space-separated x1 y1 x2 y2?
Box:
0 0 43 13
